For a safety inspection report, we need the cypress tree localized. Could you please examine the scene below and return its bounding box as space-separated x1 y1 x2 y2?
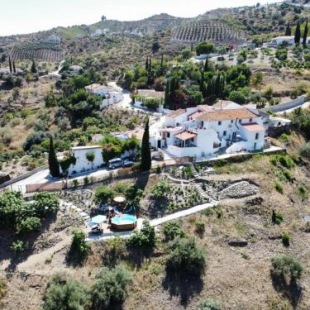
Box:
204 58 209 72
145 56 149 71
215 74 221 97
31 59 37 73
295 22 301 45
48 137 60 178
12 62 16 74
285 23 291 36
199 71 204 93
164 79 170 108
160 53 164 76
303 19 308 47
147 57 152 85
8 56 12 73
140 118 151 172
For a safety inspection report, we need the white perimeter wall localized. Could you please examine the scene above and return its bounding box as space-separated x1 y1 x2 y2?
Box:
68 148 104 175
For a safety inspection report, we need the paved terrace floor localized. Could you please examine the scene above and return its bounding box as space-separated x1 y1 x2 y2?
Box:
86 200 218 242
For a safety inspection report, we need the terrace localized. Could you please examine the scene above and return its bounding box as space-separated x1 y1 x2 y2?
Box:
174 131 197 148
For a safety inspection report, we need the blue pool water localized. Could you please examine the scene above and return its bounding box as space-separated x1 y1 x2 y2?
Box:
111 214 137 224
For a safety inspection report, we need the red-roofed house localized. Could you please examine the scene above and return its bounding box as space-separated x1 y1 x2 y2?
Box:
151 101 268 158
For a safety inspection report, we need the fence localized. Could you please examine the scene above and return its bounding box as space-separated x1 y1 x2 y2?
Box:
0 165 48 189
26 182 65 193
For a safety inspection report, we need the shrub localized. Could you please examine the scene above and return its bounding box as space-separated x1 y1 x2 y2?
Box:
162 221 185 241
11 240 25 253
0 278 7 300
23 131 51 152
127 220 156 255
300 142 310 158
91 267 132 310
272 210 283 225
282 232 290 247
195 221 205 237
271 254 303 285
271 155 294 169
17 216 41 234
280 133 290 143
67 230 90 265
298 186 307 199
229 90 247 104
264 86 274 100
282 169 292 182
94 186 115 204
274 181 283 194
2 131 12 145
33 192 59 217
151 180 171 199
197 298 221 310
166 236 206 277
42 274 88 310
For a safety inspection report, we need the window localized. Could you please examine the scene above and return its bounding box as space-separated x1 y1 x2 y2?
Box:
255 133 259 139
218 121 222 125
223 131 227 136
231 120 233 123
213 142 221 148
249 118 252 122
239 119 242 123
167 132 170 138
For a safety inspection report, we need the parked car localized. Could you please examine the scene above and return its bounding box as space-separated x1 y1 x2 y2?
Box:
152 153 163 161
108 158 123 169
123 160 134 167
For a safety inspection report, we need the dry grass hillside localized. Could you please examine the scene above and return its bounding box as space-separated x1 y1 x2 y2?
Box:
0 132 310 309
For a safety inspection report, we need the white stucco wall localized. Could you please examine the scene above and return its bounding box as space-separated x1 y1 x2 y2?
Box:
68 146 104 176
100 92 124 109
196 128 221 156
167 145 200 157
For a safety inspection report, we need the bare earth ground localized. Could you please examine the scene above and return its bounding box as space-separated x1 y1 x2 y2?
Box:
1 143 310 309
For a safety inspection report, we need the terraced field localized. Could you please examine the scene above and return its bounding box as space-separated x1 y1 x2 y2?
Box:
10 42 64 62
171 19 247 44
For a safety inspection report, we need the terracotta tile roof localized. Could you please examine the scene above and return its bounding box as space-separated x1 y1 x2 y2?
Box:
197 104 214 112
242 123 265 132
189 111 204 120
167 109 186 118
175 131 197 141
196 109 256 122
212 100 242 110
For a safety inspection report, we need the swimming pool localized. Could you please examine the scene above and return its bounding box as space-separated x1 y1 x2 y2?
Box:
111 214 137 230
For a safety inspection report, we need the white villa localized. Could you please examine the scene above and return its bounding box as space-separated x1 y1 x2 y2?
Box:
150 101 267 159
65 145 103 176
85 83 124 109
264 36 310 47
